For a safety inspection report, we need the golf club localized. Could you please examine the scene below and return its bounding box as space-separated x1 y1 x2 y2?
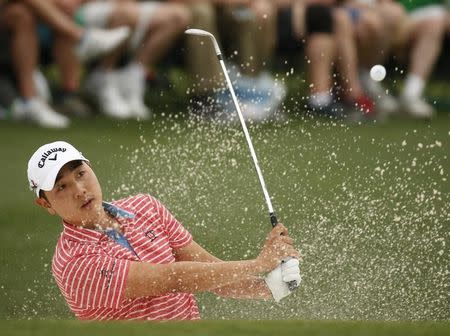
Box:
185 29 298 290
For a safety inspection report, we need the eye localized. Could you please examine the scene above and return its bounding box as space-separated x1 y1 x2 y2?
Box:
78 170 85 177
57 184 65 191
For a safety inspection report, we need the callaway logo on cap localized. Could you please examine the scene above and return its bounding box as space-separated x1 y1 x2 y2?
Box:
27 141 89 196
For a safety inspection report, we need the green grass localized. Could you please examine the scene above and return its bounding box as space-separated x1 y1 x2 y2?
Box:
1 320 450 336
0 111 449 325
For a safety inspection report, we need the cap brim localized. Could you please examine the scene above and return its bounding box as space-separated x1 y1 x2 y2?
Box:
37 158 89 196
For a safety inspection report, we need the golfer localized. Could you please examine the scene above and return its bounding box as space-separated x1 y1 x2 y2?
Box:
27 141 301 320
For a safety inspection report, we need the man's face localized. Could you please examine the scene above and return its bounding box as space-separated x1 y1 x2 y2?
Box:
36 162 104 227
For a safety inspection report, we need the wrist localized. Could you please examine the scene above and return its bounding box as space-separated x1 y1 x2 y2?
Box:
249 258 265 275
249 258 268 274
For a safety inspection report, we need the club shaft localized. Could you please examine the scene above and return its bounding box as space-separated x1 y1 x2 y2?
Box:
219 57 296 290
186 29 298 291
218 58 276 225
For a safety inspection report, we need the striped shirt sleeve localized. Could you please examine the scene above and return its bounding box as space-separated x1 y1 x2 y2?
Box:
148 195 193 249
64 252 130 310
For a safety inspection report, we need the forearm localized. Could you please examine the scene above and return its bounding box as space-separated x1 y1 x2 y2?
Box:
212 276 272 300
174 242 270 299
125 259 265 299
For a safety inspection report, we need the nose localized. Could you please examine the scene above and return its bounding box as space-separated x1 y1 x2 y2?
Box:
74 181 87 199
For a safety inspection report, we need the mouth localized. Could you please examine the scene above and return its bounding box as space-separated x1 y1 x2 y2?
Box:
81 198 94 209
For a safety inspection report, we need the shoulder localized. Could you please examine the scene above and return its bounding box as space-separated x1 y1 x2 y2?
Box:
52 234 100 264
52 235 93 280
111 194 171 221
112 193 149 211
113 193 168 211
52 235 72 269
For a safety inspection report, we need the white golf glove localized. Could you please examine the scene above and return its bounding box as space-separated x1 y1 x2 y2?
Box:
264 258 301 303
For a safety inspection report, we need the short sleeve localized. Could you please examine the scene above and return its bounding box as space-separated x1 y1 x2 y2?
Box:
148 195 193 249
63 252 130 309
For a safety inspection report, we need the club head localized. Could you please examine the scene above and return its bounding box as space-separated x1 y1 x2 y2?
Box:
185 29 213 38
185 29 222 57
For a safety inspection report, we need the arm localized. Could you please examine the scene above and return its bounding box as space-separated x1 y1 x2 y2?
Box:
174 241 272 299
124 259 263 299
211 278 271 299
124 224 298 299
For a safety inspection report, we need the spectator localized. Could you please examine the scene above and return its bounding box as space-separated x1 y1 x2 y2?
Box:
62 0 191 120
395 0 447 118
184 0 285 123
0 0 132 127
343 0 406 117
447 9 450 33
0 13 18 118
220 1 286 122
21 0 131 62
0 1 70 128
275 0 375 119
0 75 18 119
51 28 93 118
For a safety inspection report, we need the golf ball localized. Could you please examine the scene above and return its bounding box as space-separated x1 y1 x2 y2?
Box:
370 65 386 81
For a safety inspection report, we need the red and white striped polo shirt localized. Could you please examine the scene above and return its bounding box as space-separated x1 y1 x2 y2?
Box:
51 194 200 320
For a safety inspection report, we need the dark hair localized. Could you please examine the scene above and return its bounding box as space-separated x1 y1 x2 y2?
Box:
39 160 85 200
39 190 48 201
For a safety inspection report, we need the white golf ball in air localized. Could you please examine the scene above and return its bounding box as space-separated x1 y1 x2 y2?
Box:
370 65 386 81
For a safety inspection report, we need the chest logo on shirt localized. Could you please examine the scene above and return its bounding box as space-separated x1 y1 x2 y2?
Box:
100 260 116 288
144 230 158 242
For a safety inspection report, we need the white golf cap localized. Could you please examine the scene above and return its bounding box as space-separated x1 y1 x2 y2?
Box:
27 141 89 196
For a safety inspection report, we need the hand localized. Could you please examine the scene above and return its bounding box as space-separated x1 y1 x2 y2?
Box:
256 223 300 272
281 257 301 289
264 258 301 302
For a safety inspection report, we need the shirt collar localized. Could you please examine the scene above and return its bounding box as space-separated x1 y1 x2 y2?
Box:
102 201 135 219
62 201 135 243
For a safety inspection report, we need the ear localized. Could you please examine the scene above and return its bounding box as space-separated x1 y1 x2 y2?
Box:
34 198 56 216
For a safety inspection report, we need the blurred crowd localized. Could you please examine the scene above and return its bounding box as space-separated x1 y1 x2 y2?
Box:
0 0 449 128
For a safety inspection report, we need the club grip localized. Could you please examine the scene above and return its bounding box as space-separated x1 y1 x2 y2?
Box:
270 212 278 227
272 214 299 291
